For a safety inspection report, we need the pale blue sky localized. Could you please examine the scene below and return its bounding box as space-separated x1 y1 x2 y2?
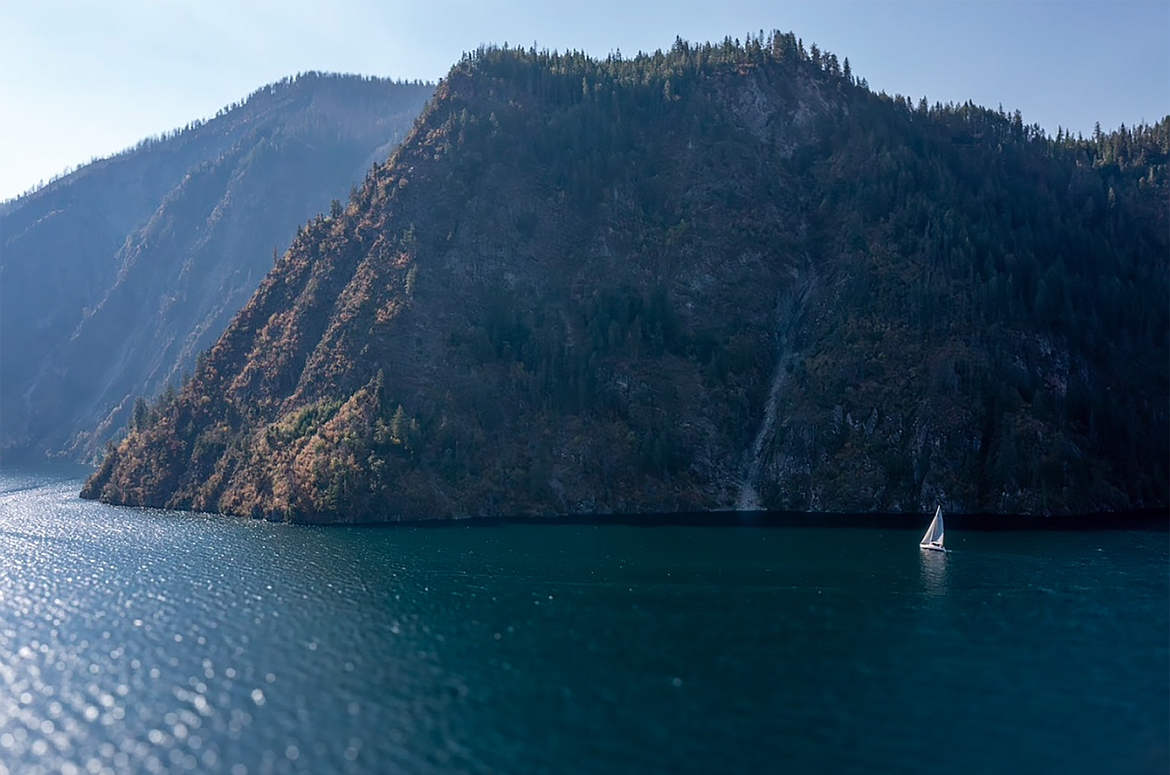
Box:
1 0 1166 201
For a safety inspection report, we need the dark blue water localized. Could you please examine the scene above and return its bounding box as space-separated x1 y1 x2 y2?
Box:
0 466 1166 774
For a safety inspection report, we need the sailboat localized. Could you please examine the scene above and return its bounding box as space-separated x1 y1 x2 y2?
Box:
919 505 946 552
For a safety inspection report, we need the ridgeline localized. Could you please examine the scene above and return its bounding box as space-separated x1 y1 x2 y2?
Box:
83 34 1169 521
2 73 433 462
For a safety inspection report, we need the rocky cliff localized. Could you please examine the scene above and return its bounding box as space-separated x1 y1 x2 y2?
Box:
83 36 1169 520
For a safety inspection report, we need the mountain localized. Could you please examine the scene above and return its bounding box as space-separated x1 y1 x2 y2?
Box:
1 73 433 462
83 35 1169 521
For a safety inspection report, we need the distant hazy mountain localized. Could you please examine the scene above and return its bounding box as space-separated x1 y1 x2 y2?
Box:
1 72 433 462
84 35 1168 519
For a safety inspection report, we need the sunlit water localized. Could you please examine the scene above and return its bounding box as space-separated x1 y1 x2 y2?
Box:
0 466 1166 775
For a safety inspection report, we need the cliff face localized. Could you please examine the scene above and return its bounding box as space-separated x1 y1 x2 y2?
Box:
1 73 433 462
83 38 1169 521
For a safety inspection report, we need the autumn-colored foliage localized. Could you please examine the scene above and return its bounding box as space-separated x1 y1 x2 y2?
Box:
84 34 1169 521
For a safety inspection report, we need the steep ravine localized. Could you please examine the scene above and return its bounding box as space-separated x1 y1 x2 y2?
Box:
737 265 814 511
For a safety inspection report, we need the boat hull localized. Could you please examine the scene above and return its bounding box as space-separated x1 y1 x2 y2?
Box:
919 543 946 553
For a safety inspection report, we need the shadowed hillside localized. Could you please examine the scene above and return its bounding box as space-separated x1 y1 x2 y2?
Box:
83 34 1168 520
1 72 433 461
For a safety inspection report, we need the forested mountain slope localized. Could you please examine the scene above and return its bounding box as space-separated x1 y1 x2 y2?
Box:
84 35 1169 520
1 73 433 461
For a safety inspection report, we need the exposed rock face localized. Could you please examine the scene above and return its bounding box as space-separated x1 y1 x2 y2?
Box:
2 73 432 462
82 38 1169 521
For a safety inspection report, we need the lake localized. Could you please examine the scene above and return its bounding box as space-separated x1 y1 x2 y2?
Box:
0 466 1165 774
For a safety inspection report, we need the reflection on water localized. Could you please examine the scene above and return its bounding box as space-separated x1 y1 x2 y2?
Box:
918 547 949 597
0 467 1166 775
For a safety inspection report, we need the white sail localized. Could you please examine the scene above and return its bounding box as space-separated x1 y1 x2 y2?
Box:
920 506 945 548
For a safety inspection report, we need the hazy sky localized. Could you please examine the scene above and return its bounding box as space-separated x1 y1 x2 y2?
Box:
1 0 1167 201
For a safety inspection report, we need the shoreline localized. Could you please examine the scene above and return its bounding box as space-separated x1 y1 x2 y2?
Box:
346 509 1169 531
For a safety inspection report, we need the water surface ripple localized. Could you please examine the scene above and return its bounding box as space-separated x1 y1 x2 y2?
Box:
0 467 1165 774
